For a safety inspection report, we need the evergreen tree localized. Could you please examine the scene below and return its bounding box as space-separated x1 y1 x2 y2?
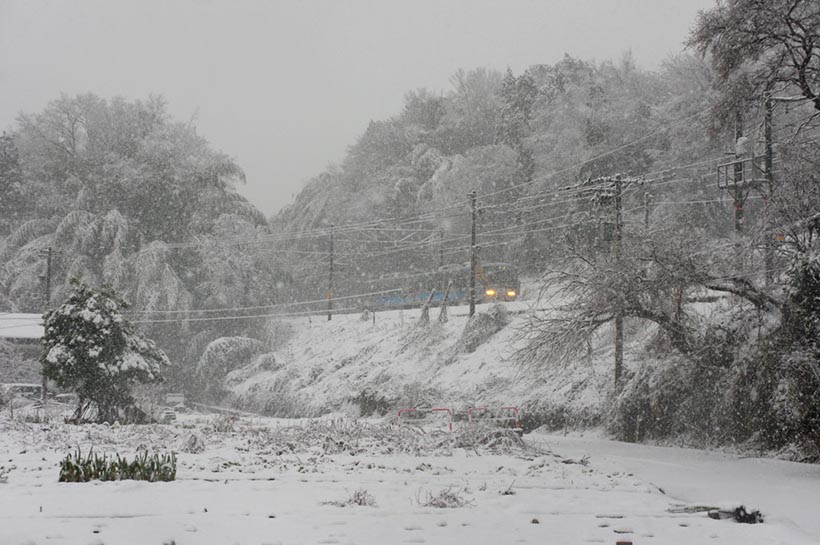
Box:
41 279 170 422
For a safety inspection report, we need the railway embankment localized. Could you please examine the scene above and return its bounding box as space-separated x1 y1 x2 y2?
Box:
225 301 656 431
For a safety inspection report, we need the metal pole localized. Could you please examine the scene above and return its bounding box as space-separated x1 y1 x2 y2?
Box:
327 224 334 321
468 190 477 318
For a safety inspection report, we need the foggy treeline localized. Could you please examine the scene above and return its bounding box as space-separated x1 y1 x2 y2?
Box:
1 1 818 457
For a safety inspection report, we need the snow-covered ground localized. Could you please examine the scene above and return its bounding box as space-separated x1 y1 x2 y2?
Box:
226 299 636 423
1 412 816 545
535 431 820 540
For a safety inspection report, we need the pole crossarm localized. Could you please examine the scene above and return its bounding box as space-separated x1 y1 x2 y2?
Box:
716 156 768 190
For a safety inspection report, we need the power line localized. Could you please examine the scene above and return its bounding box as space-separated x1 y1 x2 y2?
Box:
481 104 718 202
128 288 402 316
150 106 719 254
132 306 361 325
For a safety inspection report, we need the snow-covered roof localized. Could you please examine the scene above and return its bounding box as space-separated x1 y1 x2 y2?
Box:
0 313 44 340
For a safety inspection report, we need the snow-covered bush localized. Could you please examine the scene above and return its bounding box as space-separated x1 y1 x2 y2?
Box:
41 279 170 423
195 336 267 402
459 303 509 353
229 377 318 418
420 487 473 508
0 339 39 383
266 320 293 350
349 388 391 416
323 489 377 507
181 432 206 454
517 401 600 433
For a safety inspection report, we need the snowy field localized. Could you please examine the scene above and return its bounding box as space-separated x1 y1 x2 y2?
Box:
1 412 817 545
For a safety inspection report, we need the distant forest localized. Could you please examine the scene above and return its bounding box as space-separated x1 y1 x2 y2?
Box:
1 0 818 456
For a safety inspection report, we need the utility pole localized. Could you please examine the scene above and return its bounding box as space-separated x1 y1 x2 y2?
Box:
613 176 624 389
438 227 445 269
468 190 477 318
576 175 642 389
763 98 774 286
733 111 745 236
327 224 334 321
643 188 651 230
38 246 57 404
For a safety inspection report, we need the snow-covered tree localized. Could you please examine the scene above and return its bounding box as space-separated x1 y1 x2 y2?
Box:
41 279 170 422
0 132 26 235
689 0 820 112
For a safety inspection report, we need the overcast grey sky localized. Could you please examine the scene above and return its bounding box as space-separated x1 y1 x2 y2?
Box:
0 0 715 216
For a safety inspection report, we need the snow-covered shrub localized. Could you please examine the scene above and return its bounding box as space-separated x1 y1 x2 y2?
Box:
41 279 170 423
226 368 318 418
700 258 820 460
394 383 445 410
420 487 473 508
181 432 206 454
323 489 377 507
349 388 391 417
517 401 601 433
210 414 239 433
225 352 281 386
195 336 267 402
774 352 820 461
0 338 40 383
266 320 293 350
610 353 728 445
255 352 279 372
459 303 509 353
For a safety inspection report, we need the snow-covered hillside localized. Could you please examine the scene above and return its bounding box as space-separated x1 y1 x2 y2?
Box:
226 298 661 427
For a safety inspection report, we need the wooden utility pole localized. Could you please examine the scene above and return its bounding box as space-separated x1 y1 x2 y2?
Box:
763 98 774 286
643 189 651 230
438 227 445 269
613 177 624 389
38 246 57 404
468 190 478 318
575 175 644 389
327 224 334 321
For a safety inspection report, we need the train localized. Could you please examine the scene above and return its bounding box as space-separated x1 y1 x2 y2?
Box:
369 262 520 309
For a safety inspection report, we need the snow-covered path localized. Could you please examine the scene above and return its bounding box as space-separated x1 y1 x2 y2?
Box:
536 432 820 541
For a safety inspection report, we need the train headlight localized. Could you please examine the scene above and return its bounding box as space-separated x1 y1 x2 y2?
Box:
485 289 496 296
507 290 516 297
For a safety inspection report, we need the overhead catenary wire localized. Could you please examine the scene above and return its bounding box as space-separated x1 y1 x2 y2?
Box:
127 288 403 316
131 306 362 325
33 109 796 318
10 100 815 325
145 167 787 293
152 104 721 254
158 98 815 255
